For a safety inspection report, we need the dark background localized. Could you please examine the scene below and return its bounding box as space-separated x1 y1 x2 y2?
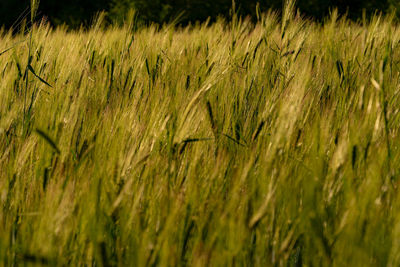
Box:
1 0 399 29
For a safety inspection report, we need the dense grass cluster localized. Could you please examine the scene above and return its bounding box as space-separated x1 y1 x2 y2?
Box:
2 7 400 266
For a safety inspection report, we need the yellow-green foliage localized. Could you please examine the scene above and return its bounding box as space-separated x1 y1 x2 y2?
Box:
2 10 400 266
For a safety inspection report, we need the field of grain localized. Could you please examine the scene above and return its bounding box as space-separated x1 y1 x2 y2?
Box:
2 6 400 266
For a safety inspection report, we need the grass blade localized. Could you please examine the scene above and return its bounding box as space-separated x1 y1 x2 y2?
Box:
35 128 60 154
28 64 53 87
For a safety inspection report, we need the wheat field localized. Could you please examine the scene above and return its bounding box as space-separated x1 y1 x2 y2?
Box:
1 6 400 266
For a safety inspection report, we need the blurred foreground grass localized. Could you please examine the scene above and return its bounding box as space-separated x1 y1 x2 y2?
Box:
1 8 400 266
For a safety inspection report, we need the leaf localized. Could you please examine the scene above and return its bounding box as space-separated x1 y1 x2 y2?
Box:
0 38 28 57
28 64 53 87
335 60 344 78
251 121 265 142
0 47 13 57
179 137 213 154
221 133 246 147
35 128 60 154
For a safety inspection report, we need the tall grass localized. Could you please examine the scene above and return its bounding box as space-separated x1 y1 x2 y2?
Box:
1 6 400 266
